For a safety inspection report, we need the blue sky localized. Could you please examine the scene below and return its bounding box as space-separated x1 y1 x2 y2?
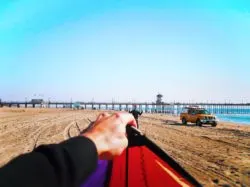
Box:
0 0 250 102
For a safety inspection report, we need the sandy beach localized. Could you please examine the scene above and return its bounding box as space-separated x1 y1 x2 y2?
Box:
0 108 249 187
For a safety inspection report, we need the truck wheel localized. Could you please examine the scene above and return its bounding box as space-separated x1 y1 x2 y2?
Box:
212 122 217 127
196 119 202 127
182 118 187 125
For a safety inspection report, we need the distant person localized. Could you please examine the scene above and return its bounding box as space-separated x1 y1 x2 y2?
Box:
129 105 143 128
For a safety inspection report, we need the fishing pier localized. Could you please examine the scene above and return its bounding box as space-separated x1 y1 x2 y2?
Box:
1 100 250 115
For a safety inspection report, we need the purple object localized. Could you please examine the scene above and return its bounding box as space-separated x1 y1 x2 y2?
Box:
81 160 110 187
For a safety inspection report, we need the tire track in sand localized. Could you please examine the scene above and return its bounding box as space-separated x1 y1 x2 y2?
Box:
25 114 78 152
63 118 91 140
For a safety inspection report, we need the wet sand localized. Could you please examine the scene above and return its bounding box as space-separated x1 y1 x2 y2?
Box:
0 108 249 186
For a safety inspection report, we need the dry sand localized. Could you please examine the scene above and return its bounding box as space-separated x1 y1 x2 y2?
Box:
0 108 249 187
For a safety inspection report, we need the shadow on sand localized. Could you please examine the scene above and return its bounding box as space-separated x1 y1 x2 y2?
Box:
165 120 215 128
165 120 198 127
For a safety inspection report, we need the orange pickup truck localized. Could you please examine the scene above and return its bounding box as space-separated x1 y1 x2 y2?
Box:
180 107 217 127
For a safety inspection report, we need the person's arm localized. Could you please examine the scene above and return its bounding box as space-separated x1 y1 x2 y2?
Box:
0 112 136 187
0 136 98 187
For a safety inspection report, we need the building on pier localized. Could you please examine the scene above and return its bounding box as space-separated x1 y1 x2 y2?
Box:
156 94 163 104
31 99 44 104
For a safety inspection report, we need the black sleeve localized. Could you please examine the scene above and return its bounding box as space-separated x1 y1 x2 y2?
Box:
0 136 98 187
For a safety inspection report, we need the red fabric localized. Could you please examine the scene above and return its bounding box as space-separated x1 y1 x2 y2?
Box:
108 149 127 187
109 146 193 187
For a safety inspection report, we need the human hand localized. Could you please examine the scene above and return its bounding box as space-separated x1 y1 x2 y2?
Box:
83 112 137 160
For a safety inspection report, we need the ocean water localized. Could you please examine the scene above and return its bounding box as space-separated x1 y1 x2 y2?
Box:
216 114 250 125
